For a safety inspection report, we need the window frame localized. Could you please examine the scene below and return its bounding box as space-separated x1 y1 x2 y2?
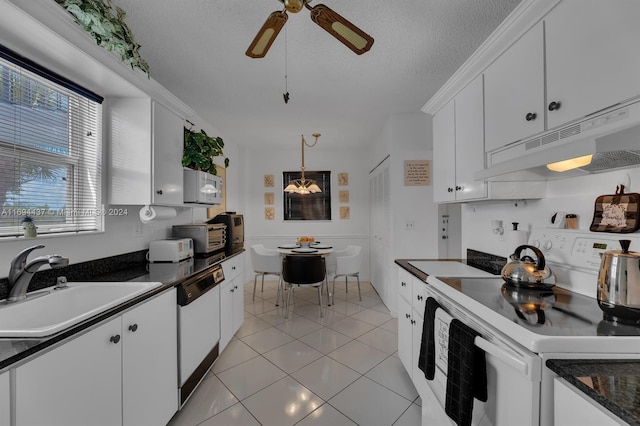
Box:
283 170 332 221
0 44 104 238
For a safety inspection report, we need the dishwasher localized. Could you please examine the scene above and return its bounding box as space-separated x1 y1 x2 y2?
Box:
176 263 224 405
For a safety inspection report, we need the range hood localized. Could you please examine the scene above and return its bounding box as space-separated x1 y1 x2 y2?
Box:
476 98 640 182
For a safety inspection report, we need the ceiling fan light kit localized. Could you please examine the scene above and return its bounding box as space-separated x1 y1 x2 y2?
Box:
285 133 323 195
246 1 374 59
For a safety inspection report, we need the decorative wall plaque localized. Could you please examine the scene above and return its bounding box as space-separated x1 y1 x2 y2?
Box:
339 190 349 203
265 207 275 220
264 192 274 205
339 206 350 219
338 172 349 186
404 160 431 186
264 174 274 187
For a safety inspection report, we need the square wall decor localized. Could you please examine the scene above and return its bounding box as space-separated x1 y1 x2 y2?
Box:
339 190 349 203
265 207 275 220
264 174 274 187
264 192 274 205
339 206 350 219
338 173 349 186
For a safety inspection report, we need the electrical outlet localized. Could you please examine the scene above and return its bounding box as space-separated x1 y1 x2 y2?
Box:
404 220 415 231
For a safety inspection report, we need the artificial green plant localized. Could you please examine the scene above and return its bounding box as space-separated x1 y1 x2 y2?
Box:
55 0 150 76
182 123 229 176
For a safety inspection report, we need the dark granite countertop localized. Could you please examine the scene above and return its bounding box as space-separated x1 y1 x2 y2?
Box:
547 359 640 425
0 250 242 373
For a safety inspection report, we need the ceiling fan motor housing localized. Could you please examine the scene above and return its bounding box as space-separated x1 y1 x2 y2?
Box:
284 0 305 13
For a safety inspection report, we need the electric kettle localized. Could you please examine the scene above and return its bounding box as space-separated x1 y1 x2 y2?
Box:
597 239 640 324
501 245 556 289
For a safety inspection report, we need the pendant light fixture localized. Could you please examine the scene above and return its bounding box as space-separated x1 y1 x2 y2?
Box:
284 133 322 194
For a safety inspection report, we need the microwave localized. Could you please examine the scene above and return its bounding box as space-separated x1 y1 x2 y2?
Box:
209 213 244 255
183 169 222 205
172 223 226 255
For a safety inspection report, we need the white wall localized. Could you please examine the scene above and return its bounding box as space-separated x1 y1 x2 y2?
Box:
243 144 370 280
0 4 245 279
461 167 640 258
383 113 442 260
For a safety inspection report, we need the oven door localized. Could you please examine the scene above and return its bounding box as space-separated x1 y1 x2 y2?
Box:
423 284 543 426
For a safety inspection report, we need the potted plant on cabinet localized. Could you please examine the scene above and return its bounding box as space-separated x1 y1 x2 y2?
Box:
182 123 229 175
182 122 229 204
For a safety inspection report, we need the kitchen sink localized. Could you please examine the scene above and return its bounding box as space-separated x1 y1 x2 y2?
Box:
0 281 163 338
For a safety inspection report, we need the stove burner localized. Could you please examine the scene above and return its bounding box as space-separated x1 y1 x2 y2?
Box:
501 284 556 326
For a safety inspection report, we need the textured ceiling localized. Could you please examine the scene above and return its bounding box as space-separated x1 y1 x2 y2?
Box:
110 0 522 150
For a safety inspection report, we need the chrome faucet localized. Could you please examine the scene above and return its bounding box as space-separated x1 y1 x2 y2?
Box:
7 245 69 302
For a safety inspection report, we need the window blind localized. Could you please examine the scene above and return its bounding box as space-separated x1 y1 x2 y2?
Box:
0 51 103 237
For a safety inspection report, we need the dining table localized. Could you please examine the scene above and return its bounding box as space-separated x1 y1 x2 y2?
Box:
276 243 334 257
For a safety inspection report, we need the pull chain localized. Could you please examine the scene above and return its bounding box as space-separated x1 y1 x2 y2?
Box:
283 25 290 104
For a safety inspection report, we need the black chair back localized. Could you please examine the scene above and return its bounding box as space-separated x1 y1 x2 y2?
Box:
282 255 325 285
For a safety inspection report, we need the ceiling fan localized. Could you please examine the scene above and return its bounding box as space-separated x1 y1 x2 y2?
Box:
246 0 374 58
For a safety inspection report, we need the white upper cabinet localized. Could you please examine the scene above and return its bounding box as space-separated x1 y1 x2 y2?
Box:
433 76 487 203
484 22 544 152
454 76 487 201
433 100 456 202
109 99 184 206
483 0 640 153
545 0 640 129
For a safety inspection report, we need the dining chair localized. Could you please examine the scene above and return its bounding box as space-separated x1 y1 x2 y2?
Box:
328 245 363 305
250 244 283 305
282 255 326 318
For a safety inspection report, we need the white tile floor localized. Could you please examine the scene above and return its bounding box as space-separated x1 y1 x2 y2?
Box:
168 279 421 426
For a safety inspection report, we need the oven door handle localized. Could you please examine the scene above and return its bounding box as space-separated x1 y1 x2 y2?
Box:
474 336 528 376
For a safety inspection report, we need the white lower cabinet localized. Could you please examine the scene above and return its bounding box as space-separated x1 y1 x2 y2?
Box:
1 371 10 426
122 289 178 426
554 378 627 426
15 289 177 426
397 269 430 399
220 277 243 352
219 254 245 352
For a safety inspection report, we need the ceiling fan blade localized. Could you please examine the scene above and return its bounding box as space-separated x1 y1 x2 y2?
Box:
246 11 288 58
308 4 374 55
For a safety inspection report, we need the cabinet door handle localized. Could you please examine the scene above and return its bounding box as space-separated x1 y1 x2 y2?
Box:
455 185 463 191
410 320 416 325
156 189 163 195
525 112 537 121
401 281 406 287
128 324 138 333
405 313 411 319
234 285 238 290
447 187 453 193
417 295 423 301
110 334 121 344
548 101 561 111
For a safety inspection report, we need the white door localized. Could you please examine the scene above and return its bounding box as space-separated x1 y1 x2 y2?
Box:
454 76 487 201
484 22 544 151
432 100 456 202
151 101 184 205
0 371 9 426
219 279 234 352
545 0 640 129
122 290 178 426
232 279 245 334
15 317 122 426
